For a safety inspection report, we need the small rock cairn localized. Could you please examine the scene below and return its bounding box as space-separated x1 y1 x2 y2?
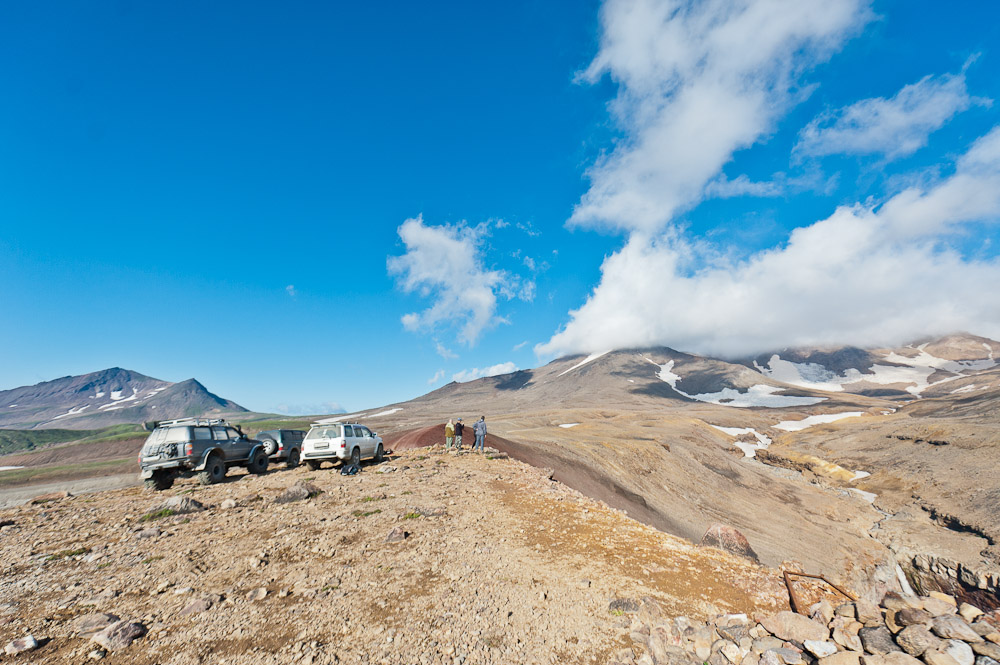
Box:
611 591 1000 665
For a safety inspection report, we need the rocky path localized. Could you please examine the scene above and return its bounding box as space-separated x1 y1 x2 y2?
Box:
0 448 788 664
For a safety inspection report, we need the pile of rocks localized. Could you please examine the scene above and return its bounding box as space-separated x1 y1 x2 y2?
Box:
612 591 1000 665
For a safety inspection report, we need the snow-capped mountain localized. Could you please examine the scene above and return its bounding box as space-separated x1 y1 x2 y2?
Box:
0 368 247 429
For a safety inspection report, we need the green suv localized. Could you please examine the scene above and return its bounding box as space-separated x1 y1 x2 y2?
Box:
138 418 269 491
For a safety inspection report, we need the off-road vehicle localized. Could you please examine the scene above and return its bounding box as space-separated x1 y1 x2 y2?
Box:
138 418 268 490
301 421 384 470
256 429 305 468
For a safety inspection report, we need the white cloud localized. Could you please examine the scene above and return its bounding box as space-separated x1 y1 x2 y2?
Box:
427 369 446 385
512 340 529 351
538 127 1000 359
796 67 987 159
451 362 518 383
571 0 871 234
435 342 457 360
387 215 534 345
285 285 297 298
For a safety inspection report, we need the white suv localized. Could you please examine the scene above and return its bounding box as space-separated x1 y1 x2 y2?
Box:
301 422 385 470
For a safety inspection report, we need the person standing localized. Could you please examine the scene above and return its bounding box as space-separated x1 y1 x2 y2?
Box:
444 419 455 449
454 418 464 449
473 416 486 452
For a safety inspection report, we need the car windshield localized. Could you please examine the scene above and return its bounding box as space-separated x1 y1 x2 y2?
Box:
144 427 190 446
305 425 341 440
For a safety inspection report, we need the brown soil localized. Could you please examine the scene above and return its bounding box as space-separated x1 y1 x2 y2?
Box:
0 448 789 664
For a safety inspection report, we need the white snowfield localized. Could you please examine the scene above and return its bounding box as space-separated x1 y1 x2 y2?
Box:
756 343 997 396
773 411 864 432
557 350 610 377
558 423 580 429
367 408 402 418
647 358 825 408
51 404 92 420
709 425 772 458
0 466 24 472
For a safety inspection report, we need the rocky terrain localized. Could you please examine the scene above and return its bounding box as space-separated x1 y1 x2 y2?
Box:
0 448 788 664
0 368 247 430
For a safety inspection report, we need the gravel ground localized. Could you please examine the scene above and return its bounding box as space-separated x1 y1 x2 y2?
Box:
0 448 788 664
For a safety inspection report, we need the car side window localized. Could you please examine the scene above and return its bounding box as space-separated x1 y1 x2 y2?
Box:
227 428 241 439
193 427 213 440
359 427 371 437
343 425 354 437
212 427 229 441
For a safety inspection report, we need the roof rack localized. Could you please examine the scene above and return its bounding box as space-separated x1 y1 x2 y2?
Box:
155 418 227 428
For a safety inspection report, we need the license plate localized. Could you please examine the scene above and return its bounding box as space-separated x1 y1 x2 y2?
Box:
314 443 328 450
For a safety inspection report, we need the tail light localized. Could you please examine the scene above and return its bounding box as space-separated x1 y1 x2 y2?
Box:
278 442 284 451
185 443 193 456
137 453 142 465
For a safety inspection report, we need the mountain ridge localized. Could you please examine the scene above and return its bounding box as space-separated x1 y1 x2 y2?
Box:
0 368 247 430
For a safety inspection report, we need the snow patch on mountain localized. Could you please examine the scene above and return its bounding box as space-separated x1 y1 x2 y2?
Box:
774 412 865 432
647 359 825 408
710 425 772 457
756 344 998 396
557 351 610 377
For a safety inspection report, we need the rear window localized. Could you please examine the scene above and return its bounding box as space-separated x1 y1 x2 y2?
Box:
305 425 342 440
144 426 190 446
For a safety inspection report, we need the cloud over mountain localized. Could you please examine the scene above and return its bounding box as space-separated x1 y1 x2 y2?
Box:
539 127 1000 359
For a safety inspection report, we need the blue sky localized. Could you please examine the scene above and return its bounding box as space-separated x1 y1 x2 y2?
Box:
3 1 1000 414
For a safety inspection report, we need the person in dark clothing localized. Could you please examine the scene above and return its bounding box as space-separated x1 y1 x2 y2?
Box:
453 418 465 449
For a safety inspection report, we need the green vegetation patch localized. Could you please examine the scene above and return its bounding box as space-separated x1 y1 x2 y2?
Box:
352 509 382 517
0 424 146 457
402 512 421 520
139 508 176 522
46 547 90 561
0 459 135 489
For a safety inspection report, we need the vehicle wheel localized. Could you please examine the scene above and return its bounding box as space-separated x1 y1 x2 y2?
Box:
248 449 268 475
374 444 384 463
285 448 300 469
198 456 226 485
261 437 278 456
350 447 361 466
144 471 174 491
306 460 322 471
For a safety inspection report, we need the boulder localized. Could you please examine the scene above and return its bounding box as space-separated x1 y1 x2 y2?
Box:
960 605 985 623
274 483 321 504
818 652 861 665
4 635 38 655
246 587 267 602
804 641 839 658
179 596 219 616
942 640 975 665
836 604 858 619
760 612 830 643
609 598 640 614
973 644 1000 661
771 648 804 665
882 593 922 612
153 496 204 515
135 527 161 540
811 601 836 626
896 624 942 656
925 651 961 665
92 620 146 651
700 524 760 563
73 612 120 637
856 600 884 627
639 596 665 626
933 615 984 643
861 653 923 665
896 608 932 627
976 657 1000 665
925 598 960 616
858 627 901 655
220 498 237 509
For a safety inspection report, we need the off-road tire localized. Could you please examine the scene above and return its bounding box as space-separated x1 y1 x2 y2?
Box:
350 447 361 466
198 456 226 485
144 471 174 491
248 450 268 475
306 460 322 471
285 448 300 469
261 437 279 456
374 444 384 463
